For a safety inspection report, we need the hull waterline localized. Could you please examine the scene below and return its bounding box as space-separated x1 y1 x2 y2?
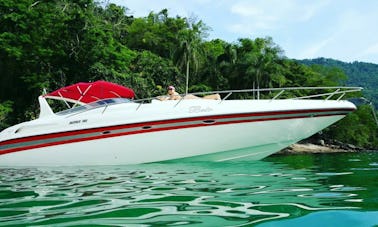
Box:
0 113 346 166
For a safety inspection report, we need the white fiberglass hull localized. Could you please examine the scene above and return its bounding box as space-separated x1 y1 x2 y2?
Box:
1 97 357 166
0 116 348 166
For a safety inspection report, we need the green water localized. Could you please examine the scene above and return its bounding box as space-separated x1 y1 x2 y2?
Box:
0 152 377 226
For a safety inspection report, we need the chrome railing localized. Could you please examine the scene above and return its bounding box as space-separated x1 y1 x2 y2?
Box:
61 86 363 116
135 86 362 103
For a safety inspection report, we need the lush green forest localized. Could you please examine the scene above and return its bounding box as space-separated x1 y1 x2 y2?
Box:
298 58 378 108
1 0 377 148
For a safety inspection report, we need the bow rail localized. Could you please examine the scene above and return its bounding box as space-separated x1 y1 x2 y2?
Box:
56 86 363 116
135 86 363 103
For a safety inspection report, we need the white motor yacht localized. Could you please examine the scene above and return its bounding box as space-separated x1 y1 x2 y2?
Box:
0 81 361 166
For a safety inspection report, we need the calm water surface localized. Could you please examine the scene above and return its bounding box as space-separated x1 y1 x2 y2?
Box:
0 151 377 226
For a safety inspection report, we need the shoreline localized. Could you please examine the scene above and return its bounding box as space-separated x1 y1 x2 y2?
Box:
277 140 367 155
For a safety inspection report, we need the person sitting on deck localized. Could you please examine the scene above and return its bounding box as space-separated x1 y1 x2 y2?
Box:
157 85 221 101
162 85 181 100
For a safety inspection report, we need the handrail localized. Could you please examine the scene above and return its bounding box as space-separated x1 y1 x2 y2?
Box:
177 86 362 97
58 86 362 115
272 90 285 100
220 92 233 103
326 88 340 100
133 86 362 105
288 88 362 100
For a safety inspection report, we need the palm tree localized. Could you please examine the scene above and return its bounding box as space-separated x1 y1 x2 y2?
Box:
239 38 285 97
174 19 207 94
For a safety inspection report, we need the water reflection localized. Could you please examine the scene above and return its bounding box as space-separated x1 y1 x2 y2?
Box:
0 152 377 226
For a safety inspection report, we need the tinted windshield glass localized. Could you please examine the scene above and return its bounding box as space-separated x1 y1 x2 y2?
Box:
56 98 132 115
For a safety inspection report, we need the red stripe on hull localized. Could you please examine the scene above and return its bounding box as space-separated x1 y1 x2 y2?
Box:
0 109 353 155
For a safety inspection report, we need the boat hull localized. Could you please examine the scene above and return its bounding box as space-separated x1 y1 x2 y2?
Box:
0 114 345 166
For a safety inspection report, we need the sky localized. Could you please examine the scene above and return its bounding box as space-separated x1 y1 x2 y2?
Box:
110 0 378 64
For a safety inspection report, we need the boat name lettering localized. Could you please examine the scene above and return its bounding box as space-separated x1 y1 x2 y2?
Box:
69 119 88 125
189 106 213 113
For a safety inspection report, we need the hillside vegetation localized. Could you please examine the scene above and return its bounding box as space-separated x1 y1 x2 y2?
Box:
298 58 378 107
1 0 377 148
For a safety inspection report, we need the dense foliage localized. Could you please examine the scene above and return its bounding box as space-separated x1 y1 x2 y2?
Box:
1 0 377 148
298 58 378 148
298 58 378 107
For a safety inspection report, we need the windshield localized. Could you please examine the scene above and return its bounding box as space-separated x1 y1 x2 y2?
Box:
56 98 133 116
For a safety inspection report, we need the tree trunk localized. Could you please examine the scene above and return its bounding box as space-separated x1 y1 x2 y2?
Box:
185 60 190 94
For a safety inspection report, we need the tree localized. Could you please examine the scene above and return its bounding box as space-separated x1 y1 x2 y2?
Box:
125 9 187 59
240 38 284 90
97 3 133 44
324 105 378 148
128 51 183 98
0 101 13 129
174 18 209 94
199 39 232 90
0 0 67 122
0 0 137 125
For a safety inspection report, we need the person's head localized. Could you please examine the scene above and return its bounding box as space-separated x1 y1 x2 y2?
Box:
167 85 175 94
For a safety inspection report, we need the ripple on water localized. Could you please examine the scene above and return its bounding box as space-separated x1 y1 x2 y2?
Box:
0 153 377 226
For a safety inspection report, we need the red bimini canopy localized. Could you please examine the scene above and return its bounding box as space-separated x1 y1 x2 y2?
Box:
44 80 135 105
